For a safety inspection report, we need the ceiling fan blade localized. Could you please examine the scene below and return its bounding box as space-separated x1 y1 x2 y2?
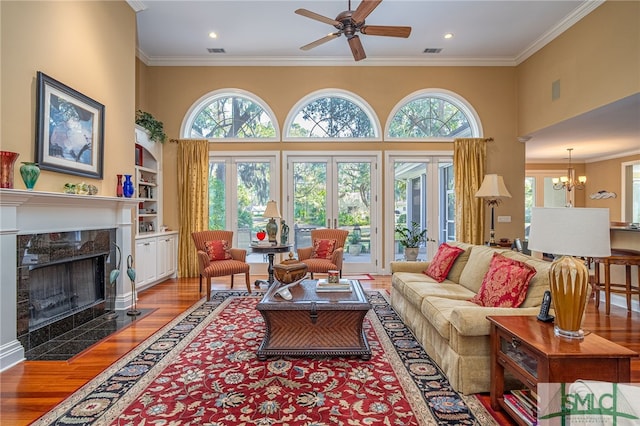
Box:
348 35 367 61
300 32 341 51
360 25 411 38
352 0 382 25
295 8 341 27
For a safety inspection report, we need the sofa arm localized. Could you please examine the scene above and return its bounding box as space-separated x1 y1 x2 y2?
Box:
450 305 542 336
297 247 313 260
196 250 211 273
229 248 247 262
390 261 430 274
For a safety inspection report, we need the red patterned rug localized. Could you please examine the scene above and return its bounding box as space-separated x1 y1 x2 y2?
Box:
33 291 500 425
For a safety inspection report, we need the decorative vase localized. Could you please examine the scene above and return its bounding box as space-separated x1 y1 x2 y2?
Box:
19 162 40 190
116 174 124 197
123 174 134 198
0 151 19 188
404 247 419 261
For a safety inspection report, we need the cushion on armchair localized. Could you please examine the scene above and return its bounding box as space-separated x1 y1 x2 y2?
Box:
469 253 536 308
204 240 232 261
424 243 465 282
311 239 337 259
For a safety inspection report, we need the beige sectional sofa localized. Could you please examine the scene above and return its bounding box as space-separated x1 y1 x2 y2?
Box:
390 241 551 395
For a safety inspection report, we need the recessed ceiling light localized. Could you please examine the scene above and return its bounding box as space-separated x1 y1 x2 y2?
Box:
209 32 218 39
444 33 454 39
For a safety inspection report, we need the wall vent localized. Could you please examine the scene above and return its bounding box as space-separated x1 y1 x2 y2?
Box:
207 48 226 54
423 48 443 54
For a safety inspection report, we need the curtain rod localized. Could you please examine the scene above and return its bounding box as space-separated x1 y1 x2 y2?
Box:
169 137 494 143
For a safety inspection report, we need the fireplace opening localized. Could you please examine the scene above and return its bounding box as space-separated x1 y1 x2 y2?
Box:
17 228 116 353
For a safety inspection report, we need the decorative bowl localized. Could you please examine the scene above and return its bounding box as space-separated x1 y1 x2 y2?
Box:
273 253 308 284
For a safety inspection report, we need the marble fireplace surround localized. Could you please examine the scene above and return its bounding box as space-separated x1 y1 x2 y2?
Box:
0 189 138 371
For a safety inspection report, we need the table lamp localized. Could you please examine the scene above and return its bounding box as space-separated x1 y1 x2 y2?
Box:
475 174 512 245
527 207 611 339
263 200 281 244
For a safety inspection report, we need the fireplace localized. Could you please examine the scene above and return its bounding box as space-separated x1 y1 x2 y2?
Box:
0 189 138 371
16 229 116 352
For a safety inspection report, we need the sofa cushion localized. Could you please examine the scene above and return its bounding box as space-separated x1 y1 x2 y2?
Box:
469 253 537 308
204 240 232 261
424 243 465 282
458 245 510 293
311 239 336 259
445 242 473 283
392 273 475 301
500 251 551 308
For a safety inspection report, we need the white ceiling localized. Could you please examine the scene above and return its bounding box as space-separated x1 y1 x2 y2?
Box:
131 0 639 162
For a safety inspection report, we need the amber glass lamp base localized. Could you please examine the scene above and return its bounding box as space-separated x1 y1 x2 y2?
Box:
549 255 590 339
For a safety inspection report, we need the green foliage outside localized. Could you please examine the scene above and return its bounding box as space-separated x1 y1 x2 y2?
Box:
388 97 471 138
191 96 276 139
291 96 374 138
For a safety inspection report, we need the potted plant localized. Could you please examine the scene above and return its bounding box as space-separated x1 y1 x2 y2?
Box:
135 110 167 143
348 231 362 256
395 221 431 261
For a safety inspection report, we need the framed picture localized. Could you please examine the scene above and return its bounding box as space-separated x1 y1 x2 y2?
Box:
135 144 143 167
35 71 104 179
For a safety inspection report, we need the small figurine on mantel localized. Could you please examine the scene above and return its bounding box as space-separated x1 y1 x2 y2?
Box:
280 219 289 245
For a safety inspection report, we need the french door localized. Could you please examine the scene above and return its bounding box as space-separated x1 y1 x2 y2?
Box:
284 153 379 274
208 152 280 266
385 154 453 264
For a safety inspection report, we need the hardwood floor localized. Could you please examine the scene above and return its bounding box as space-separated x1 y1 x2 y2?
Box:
1 275 639 425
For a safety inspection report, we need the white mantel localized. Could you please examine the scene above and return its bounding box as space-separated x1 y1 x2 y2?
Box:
0 189 138 371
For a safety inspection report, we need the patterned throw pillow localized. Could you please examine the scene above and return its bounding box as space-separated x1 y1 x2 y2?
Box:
204 240 232 261
470 253 537 308
311 239 337 260
424 243 465 282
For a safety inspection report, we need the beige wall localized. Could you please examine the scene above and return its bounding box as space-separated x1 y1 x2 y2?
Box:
517 0 640 136
142 65 525 241
0 1 136 195
585 154 640 221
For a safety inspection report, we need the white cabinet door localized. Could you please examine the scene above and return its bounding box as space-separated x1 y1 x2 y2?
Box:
157 234 178 279
135 237 157 286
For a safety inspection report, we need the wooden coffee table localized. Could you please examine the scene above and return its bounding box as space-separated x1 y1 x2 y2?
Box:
256 279 371 360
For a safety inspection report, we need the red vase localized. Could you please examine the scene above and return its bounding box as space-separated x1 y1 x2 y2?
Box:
116 174 124 197
0 151 19 188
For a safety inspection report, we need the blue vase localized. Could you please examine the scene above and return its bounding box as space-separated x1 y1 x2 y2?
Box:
123 174 134 198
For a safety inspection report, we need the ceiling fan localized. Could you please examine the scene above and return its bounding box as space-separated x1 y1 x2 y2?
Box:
295 0 412 62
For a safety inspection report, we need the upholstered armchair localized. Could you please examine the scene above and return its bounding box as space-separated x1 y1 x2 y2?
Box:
191 230 251 300
297 229 349 279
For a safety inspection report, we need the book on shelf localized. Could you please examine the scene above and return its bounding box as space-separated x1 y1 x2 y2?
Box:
510 389 538 417
503 394 537 426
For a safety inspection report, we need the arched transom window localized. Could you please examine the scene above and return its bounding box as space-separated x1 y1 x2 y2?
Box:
182 89 279 141
386 89 481 140
285 89 380 140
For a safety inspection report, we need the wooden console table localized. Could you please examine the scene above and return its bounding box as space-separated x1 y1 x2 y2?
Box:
488 315 637 426
256 279 371 361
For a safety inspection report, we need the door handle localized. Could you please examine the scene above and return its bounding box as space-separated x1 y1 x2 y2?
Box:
334 218 337 229
327 219 330 228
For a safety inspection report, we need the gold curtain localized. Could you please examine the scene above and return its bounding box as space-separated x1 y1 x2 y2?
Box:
177 139 209 277
453 138 487 244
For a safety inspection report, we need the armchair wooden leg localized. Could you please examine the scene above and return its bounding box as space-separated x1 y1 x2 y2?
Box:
199 274 203 294
245 272 251 293
231 275 235 289
206 276 212 301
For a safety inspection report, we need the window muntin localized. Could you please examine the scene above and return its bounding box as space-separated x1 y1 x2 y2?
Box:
284 89 380 140
182 89 278 141
386 89 481 140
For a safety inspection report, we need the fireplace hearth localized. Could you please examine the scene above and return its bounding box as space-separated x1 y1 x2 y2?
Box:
17 229 116 353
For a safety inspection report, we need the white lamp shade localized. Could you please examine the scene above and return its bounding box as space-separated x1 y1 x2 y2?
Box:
263 200 281 218
475 174 512 199
528 207 611 258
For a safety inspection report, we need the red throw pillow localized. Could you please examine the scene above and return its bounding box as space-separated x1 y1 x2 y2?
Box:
311 239 337 260
470 253 537 308
424 243 465 282
204 240 232 261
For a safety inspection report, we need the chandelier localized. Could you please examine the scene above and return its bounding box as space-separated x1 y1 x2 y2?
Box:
552 148 586 192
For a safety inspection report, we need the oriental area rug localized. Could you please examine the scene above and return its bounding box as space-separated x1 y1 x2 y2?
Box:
33 290 499 426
